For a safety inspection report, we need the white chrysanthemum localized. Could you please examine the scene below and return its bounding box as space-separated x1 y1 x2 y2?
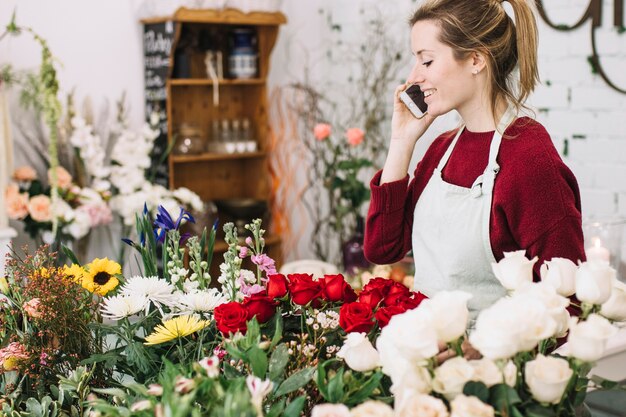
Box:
101 294 148 320
176 289 228 315
121 276 176 308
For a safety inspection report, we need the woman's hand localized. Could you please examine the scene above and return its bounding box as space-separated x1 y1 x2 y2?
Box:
435 338 481 365
390 83 436 145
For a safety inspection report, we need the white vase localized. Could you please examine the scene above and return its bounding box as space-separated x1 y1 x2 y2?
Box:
0 227 17 277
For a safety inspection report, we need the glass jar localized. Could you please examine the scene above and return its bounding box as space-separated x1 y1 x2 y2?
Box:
175 123 204 155
583 216 626 280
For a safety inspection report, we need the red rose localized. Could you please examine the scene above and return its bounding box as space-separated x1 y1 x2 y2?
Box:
214 302 249 335
243 294 277 324
267 274 289 299
362 277 394 293
358 287 386 309
287 273 322 306
375 305 407 328
320 274 357 303
339 302 375 333
382 282 411 306
399 291 428 310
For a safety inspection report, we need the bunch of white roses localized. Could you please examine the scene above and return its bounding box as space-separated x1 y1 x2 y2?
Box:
315 251 625 417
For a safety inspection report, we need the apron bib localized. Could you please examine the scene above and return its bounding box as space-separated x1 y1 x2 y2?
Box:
412 107 516 318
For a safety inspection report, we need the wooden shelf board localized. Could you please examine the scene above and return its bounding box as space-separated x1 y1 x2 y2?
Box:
169 78 265 86
141 8 287 25
213 235 281 253
171 151 266 163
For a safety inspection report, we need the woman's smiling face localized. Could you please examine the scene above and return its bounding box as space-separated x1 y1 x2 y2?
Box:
407 19 480 118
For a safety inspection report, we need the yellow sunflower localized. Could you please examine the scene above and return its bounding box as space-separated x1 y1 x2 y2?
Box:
62 264 86 285
83 258 121 296
144 315 210 346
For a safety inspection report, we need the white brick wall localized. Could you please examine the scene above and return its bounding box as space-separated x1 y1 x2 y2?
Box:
530 1 626 220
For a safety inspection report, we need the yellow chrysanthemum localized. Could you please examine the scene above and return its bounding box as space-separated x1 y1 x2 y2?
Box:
0 277 9 294
144 315 210 346
62 264 86 285
3 356 20 371
83 258 121 296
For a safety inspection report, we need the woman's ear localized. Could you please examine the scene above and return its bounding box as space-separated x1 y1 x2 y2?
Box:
470 51 488 74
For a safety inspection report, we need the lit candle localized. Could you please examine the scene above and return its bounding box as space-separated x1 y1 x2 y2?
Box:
586 237 610 263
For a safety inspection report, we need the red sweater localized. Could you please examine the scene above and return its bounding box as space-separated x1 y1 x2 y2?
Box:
364 117 586 280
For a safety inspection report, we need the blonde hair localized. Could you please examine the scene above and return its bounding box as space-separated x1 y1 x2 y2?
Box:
410 0 539 117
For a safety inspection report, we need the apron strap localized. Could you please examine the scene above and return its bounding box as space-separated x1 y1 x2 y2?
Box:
435 127 464 172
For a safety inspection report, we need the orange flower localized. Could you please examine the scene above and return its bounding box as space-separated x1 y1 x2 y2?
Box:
27 195 52 222
12 165 37 182
346 128 365 147
48 166 73 189
314 123 332 141
5 184 29 219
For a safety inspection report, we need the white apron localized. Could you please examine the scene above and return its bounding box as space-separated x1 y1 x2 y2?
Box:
412 108 516 318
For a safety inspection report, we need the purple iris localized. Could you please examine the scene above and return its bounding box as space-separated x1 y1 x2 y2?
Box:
153 206 195 243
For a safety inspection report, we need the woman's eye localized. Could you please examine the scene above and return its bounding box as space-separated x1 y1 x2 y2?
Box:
423 60 433 67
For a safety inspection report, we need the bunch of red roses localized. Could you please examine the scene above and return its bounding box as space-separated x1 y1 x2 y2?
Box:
339 277 427 333
213 274 426 337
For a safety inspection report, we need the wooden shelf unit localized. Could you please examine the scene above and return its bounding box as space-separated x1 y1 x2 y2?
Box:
142 8 286 268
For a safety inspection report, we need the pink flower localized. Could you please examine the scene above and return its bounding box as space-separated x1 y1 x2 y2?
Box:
48 166 73 190
0 342 29 371
245 237 253 246
213 346 227 360
239 247 249 258
5 184 29 220
12 165 37 182
77 203 113 227
23 298 43 319
346 128 365 147
198 355 220 377
251 254 277 276
314 123 332 141
27 195 52 222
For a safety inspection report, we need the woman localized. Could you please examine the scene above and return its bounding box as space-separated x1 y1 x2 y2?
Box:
363 0 585 319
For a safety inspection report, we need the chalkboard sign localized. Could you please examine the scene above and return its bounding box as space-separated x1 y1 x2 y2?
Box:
143 21 175 186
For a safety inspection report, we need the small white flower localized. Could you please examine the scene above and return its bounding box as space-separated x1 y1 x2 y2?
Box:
198 356 220 378
349 400 393 417
130 400 152 412
450 394 494 417
540 258 577 297
433 357 474 400
311 403 350 417
566 314 618 362
395 394 448 417
176 289 227 315
246 375 273 411
575 260 615 305
100 294 148 320
600 279 626 322
469 358 503 387
239 269 256 284
121 276 176 309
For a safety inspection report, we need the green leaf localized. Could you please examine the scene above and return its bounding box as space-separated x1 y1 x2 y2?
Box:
248 346 268 378
526 404 556 417
25 397 43 416
92 387 129 398
266 399 286 417
345 372 384 406
61 244 80 266
464 381 489 402
490 383 522 414
269 312 283 350
269 344 290 381
274 367 316 397
283 396 306 417
327 368 346 402
511 406 526 417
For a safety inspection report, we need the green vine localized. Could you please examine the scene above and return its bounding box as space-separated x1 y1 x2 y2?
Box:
2 11 62 235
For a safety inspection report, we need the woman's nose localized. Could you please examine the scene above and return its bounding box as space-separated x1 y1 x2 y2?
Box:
407 63 425 85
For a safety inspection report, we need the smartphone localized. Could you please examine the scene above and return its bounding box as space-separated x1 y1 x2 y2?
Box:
399 84 428 119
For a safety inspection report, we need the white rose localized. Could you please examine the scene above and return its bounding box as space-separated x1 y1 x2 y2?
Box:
378 307 439 363
395 394 449 417
525 354 572 404
575 261 615 305
390 364 432 407
567 314 618 362
540 258 577 296
491 250 538 291
432 357 474 400
450 394 494 417
336 332 380 372
349 401 393 417
469 359 502 387
516 282 570 337
311 403 350 417
503 360 517 387
421 291 472 343
600 279 626 322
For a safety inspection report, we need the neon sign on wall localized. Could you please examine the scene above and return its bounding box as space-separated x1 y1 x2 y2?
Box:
535 0 625 94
